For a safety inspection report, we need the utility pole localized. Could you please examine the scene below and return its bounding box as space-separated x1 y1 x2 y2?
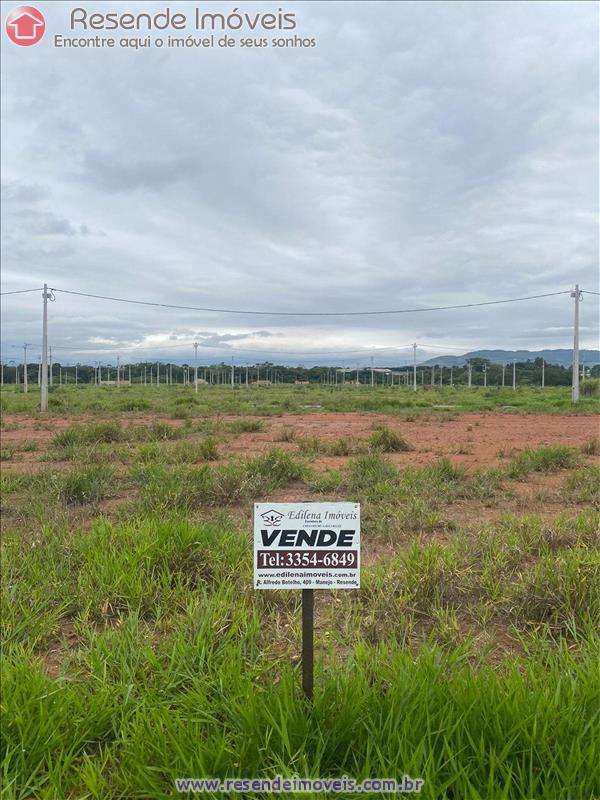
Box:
467 360 472 388
483 365 487 388
450 366 453 387
116 356 120 387
23 343 28 393
502 364 505 387
512 360 516 391
431 365 435 386
231 358 234 389
413 343 417 391
541 359 545 389
157 362 160 385
194 342 199 393
371 356 374 387
571 284 582 403
128 365 131 384
41 285 50 411
439 365 443 386
49 345 53 386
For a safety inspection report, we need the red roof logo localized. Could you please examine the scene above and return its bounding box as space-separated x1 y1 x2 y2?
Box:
5 6 45 46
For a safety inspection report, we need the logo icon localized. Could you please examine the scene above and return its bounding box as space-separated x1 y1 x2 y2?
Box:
5 6 45 46
260 509 284 527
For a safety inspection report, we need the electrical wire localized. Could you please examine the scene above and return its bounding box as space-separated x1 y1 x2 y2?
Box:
0 287 44 296
0 341 416 357
49 287 572 317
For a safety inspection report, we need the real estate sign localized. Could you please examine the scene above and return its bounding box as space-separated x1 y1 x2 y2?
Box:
253 502 360 590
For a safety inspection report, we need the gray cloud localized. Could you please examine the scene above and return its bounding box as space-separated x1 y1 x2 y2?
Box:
1 0 598 364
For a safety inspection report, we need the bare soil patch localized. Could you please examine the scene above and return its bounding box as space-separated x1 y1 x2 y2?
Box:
2 411 598 472
223 411 599 468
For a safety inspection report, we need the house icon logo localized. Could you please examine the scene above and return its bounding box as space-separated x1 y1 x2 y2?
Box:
260 509 285 527
5 6 45 46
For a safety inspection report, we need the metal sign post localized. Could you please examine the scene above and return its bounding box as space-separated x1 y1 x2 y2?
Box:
254 502 360 701
302 588 314 699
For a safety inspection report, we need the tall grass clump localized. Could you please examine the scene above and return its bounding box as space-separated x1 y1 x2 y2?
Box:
128 422 182 442
562 465 600 506
508 445 581 478
168 438 220 463
119 398 150 412
73 517 248 619
580 378 599 397
52 422 123 448
581 436 599 456
228 419 265 433
509 547 600 636
53 465 115 504
346 453 399 495
275 426 296 442
369 424 414 453
138 448 305 513
247 448 306 487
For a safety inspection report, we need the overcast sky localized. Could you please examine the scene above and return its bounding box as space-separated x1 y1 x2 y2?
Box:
1 0 598 366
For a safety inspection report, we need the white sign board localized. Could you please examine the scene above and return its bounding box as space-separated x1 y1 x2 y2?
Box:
253 502 360 590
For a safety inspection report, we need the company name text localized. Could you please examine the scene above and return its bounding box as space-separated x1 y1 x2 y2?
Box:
70 7 297 32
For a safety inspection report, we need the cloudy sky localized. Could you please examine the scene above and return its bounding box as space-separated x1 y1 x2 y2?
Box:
1 0 598 366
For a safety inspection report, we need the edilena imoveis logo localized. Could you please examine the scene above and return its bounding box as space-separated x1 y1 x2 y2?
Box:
260 509 285 527
5 6 45 46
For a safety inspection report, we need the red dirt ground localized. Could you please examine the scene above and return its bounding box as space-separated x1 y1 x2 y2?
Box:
228 412 599 468
2 411 598 471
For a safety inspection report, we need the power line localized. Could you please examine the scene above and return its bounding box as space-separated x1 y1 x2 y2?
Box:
49 287 571 317
0 340 416 357
415 342 469 352
0 287 44 296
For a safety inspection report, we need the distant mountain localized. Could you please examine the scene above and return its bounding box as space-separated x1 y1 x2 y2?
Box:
421 349 600 367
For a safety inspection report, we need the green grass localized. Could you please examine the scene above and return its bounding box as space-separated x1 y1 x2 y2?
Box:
507 445 582 478
563 465 600 506
1 382 599 417
53 465 115 505
2 510 599 799
133 448 306 513
581 436 600 455
2 636 599 800
369 424 414 452
275 426 297 442
53 421 123 447
1 383 599 798
227 418 266 433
